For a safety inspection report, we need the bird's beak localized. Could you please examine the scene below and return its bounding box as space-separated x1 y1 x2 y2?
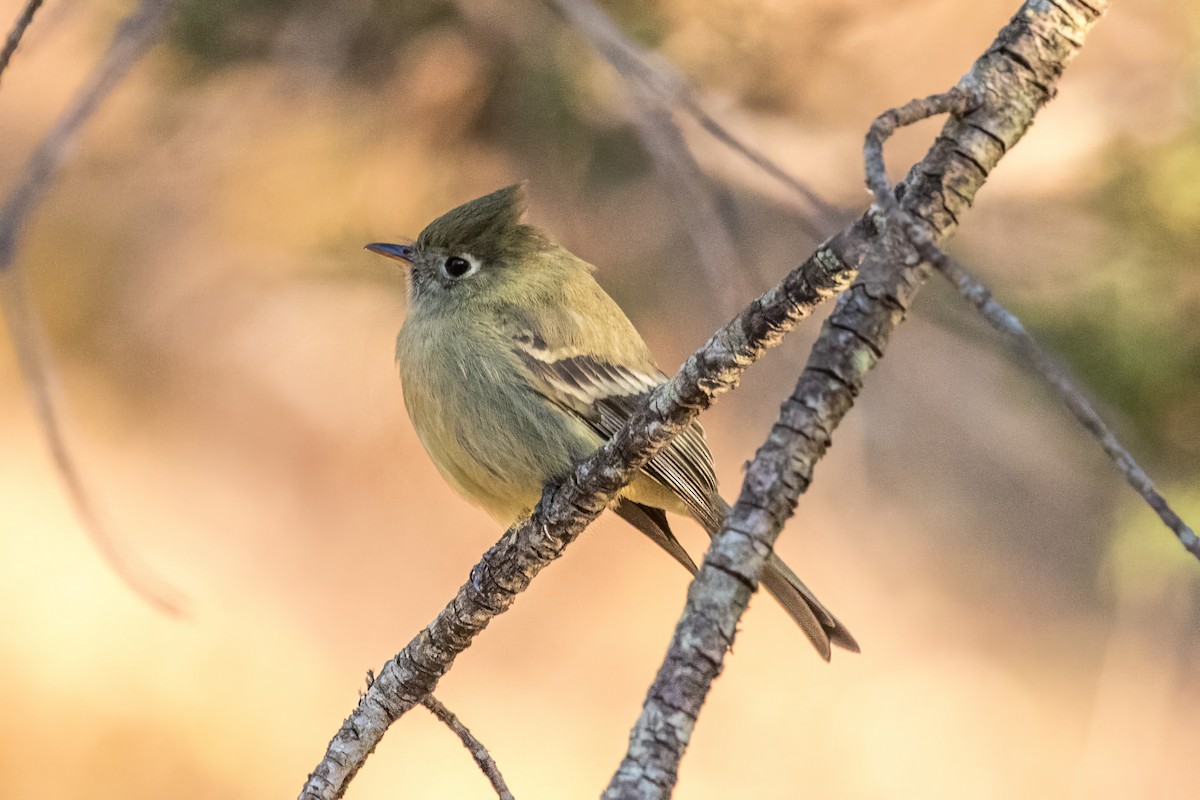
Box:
365 242 414 263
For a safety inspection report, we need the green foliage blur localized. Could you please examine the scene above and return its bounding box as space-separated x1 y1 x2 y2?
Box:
1028 126 1200 462
172 0 458 78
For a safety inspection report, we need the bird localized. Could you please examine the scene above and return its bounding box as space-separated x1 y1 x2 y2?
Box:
366 183 857 659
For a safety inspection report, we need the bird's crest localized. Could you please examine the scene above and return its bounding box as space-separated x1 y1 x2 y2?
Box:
417 183 536 261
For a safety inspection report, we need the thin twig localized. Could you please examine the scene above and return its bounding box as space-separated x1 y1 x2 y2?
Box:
540 0 747 307
864 91 1198 560
605 2 1113 796
626 87 751 308
422 695 516 800
0 0 184 615
0 0 43 85
862 88 978 210
0 0 177 265
543 0 842 242
683 100 850 232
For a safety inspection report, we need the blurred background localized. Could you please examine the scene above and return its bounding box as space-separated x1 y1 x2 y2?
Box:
1 0 1197 797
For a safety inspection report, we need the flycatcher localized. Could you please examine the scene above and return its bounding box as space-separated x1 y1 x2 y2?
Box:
367 184 857 659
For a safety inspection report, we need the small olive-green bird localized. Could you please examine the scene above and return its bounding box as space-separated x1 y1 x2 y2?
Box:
367 184 857 659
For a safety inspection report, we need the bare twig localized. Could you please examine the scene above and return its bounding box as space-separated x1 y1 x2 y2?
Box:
605 2 1112 796
625 89 751 307
684 102 850 232
0 0 184 615
544 0 842 242
862 88 979 205
0 0 43 85
943 261 1199 556
422 695 516 800
864 92 1198 560
298 219 857 800
540 0 746 306
0 0 176 265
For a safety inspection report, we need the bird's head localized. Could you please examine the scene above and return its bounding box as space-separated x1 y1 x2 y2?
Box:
366 183 554 305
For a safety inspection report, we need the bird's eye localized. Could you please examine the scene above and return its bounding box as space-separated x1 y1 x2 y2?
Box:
443 255 476 279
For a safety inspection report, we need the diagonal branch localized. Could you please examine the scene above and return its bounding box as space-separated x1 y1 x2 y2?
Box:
421 694 515 800
0 0 184 615
298 226 858 800
605 1 1112 796
542 0 748 307
863 94 1196 557
0 0 44 85
625 84 751 309
935 260 1197 556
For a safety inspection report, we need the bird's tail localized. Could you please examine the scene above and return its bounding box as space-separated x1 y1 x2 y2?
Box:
615 495 858 660
711 497 858 661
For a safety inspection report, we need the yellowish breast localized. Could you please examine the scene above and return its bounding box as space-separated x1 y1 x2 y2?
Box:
395 313 601 525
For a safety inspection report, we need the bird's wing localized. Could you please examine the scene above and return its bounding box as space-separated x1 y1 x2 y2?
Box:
511 329 721 531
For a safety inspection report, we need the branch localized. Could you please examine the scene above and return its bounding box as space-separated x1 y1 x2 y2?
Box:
937 261 1197 555
605 2 1112 796
421 694 515 800
0 0 43 85
544 0 843 241
298 226 857 799
0 0 184 615
626 84 750 309
862 94 1196 557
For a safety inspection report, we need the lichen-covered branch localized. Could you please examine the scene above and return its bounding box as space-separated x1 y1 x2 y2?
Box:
604 2 1111 797
297 235 856 799
0 0 184 615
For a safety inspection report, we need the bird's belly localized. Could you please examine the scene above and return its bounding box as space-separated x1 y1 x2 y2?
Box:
398 336 599 525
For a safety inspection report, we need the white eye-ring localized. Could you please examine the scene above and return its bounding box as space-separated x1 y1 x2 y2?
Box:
440 253 481 280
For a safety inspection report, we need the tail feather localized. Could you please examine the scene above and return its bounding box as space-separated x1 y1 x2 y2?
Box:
614 496 857 660
710 496 857 659
761 553 859 660
613 499 698 574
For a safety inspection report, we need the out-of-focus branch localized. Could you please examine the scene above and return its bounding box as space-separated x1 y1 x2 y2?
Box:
543 0 842 242
863 92 1197 559
624 90 750 308
605 2 1111 796
541 0 746 307
0 0 177 265
941 259 1198 556
0 0 44 84
421 695 515 800
298 216 857 800
0 0 183 615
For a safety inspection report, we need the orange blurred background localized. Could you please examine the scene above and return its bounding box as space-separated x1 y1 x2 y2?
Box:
1 0 1198 797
